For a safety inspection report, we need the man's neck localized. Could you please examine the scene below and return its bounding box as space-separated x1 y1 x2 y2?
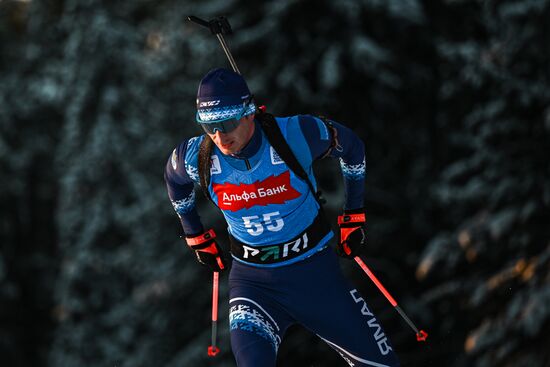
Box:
230 120 262 159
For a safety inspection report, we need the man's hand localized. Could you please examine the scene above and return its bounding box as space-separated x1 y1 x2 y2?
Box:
185 229 227 272
337 209 366 259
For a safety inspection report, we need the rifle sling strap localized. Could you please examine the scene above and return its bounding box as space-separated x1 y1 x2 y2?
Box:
197 112 327 207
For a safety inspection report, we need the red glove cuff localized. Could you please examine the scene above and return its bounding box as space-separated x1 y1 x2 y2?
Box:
338 213 366 225
186 229 216 246
186 229 220 256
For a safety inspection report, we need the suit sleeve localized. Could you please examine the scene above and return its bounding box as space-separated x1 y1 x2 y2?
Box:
164 140 204 236
297 115 366 210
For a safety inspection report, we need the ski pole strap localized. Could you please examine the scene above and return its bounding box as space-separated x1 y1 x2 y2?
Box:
229 212 330 265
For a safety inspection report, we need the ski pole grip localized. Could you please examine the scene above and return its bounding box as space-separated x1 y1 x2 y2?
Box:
187 15 210 28
187 15 233 35
211 16 233 35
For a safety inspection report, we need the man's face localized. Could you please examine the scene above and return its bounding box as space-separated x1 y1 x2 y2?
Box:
206 114 255 155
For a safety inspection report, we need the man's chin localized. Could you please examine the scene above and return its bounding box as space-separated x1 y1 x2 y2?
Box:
219 146 238 155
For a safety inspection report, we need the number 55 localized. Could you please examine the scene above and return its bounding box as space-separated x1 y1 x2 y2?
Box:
242 211 284 236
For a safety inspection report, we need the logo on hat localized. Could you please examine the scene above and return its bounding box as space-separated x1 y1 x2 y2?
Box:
199 100 221 107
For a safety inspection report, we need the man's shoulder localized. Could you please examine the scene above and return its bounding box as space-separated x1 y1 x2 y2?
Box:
170 135 205 162
272 115 303 134
274 114 324 128
166 135 205 181
183 135 205 159
272 114 326 139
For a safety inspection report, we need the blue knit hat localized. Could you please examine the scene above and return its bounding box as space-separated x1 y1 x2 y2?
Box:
196 68 256 123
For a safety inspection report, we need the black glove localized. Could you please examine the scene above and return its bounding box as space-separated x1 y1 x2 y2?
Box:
185 229 227 272
336 209 366 259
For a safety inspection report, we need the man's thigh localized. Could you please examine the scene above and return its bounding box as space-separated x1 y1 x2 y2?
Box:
229 286 293 367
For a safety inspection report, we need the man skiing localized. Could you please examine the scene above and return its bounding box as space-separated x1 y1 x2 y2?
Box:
164 68 400 367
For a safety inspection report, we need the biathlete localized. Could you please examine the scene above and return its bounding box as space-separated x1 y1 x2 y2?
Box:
164 68 400 367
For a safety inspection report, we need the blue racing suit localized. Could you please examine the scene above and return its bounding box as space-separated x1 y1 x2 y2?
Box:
164 115 400 366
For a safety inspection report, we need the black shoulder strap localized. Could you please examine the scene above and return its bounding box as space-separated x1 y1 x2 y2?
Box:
257 113 309 181
197 135 214 202
196 113 327 207
257 112 325 206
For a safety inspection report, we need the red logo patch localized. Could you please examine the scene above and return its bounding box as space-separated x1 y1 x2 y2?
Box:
212 171 301 211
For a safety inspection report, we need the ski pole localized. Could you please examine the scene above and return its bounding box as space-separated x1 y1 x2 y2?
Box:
207 271 220 357
187 15 242 75
354 256 428 342
187 16 239 356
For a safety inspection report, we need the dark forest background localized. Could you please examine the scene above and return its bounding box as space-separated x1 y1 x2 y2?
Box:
1 0 549 366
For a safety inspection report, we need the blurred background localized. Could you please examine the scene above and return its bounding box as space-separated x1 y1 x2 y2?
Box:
1 0 549 366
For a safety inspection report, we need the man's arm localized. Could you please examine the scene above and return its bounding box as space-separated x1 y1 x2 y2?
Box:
164 141 204 236
297 115 366 210
164 140 227 272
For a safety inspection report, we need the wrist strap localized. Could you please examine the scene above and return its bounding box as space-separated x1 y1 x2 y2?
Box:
338 213 366 225
186 229 217 246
